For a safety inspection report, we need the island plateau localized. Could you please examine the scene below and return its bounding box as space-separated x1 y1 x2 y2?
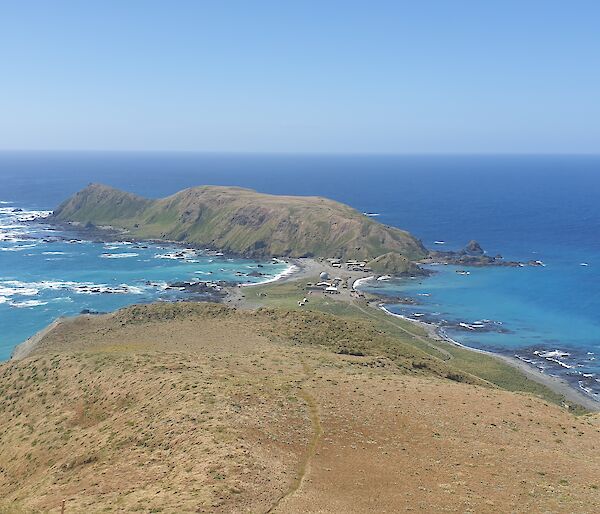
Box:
52 184 427 262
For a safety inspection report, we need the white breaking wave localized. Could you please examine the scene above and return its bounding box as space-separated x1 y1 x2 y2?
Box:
535 349 570 358
0 207 53 247
352 276 375 290
103 242 136 250
0 285 40 297
154 249 199 260
1 246 30 251
100 252 140 259
0 279 146 297
545 358 574 369
241 262 299 287
16 210 52 221
0 208 51 221
9 299 48 308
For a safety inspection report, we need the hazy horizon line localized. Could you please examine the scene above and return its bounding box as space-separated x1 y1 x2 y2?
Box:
0 149 599 157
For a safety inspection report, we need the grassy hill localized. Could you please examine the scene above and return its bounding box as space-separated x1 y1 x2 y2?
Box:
2 302 599 513
52 184 427 260
367 251 426 276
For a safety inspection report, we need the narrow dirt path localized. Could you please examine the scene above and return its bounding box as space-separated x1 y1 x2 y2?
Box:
266 361 322 513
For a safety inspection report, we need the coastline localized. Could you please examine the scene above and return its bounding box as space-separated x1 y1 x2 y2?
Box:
10 258 310 360
240 258 600 412
236 258 600 412
374 302 600 412
11 317 65 360
10 248 600 412
240 260 299 287
352 275 376 290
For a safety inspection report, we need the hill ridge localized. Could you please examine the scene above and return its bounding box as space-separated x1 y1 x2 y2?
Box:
53 183 427 260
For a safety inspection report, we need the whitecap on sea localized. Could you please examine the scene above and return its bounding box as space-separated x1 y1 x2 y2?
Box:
0 284 40 297
0 279 145 296
536 349 570 358
9 299 48 308
0 244 38 252
100 253 139 259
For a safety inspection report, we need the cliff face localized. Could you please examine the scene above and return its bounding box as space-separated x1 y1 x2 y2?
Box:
53 184 427 261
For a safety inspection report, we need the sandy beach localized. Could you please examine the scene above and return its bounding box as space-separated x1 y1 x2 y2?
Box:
225 257 367 308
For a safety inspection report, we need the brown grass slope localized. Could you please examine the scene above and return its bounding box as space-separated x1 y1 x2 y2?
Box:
52 184 427 260
1 303 599 513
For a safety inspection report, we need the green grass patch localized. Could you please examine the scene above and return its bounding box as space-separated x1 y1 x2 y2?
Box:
248 277 589 412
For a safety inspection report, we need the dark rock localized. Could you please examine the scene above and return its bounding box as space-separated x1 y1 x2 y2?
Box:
247 271 266 277
425 240 526 268
378 296 420 305
80 309 103 315
527 260 546 267
465 240 484 256
166 280 235 296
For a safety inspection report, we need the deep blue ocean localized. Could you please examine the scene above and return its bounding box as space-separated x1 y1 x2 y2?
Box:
1 152 599 399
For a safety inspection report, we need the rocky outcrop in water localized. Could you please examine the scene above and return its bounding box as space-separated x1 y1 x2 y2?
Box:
424 241 527 267
166 280 232 301
465 240 484 256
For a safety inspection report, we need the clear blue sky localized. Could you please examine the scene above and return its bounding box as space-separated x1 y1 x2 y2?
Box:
1 0 598 153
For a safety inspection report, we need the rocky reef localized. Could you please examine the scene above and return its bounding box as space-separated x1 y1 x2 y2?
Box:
165 280 231 301
423 240 541 268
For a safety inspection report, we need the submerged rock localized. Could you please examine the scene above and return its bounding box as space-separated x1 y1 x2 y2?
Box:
378 296 420 305
247 270 267 277
80 308 103 315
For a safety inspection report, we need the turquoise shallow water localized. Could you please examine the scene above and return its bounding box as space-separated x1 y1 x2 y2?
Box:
360 261 600 399
0 205 288 359
1 152 599 400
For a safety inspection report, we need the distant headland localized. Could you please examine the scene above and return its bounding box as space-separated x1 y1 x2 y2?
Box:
51 184 543 276
51 183 427 265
